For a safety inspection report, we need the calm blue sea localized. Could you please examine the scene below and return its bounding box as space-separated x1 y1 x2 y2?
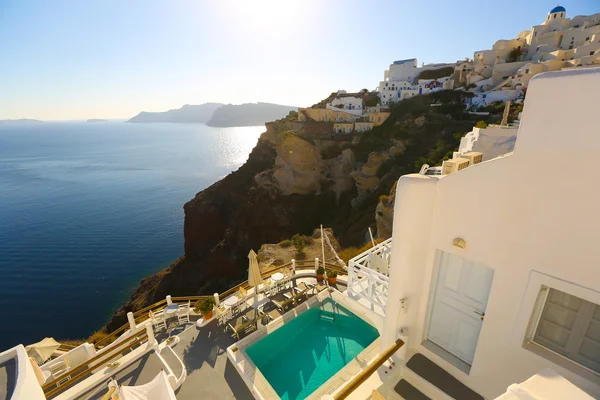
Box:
0 121 264 349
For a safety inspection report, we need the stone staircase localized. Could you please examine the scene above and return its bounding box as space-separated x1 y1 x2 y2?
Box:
393 353 483 400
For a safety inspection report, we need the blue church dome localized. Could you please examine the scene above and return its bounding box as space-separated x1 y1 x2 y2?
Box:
550 6 566 14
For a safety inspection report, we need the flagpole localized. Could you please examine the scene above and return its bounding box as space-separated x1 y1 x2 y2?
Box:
321 224 326 270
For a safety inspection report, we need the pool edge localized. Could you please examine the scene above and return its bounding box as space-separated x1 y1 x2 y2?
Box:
226 288 383 400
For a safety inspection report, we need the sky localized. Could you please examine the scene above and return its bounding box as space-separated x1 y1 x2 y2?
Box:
0 1 597 120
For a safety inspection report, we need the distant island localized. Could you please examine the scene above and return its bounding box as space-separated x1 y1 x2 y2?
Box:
87 119 108 123
126 103 224 124
126 102 298 127
0 118 43 124
206 102 298 127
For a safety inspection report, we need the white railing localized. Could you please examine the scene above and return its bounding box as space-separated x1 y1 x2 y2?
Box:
349 238 392 271
346 239 392 316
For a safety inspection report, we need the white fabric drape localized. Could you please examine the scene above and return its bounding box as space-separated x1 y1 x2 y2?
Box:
119 371 176 400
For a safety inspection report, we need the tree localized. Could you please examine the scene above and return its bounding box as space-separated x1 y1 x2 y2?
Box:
291 234 306 254
476 120 488 129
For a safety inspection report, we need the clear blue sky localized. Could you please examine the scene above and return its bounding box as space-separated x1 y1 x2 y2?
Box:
0 0 597 120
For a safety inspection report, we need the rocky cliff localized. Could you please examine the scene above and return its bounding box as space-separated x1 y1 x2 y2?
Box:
104 90 478 332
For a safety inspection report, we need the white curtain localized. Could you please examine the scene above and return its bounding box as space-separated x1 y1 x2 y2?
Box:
119 371 176 400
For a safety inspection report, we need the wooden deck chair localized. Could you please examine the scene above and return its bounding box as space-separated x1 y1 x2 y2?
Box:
228 310 257 340
262 279 274 296
272 292 296 312
216 305 231 326
149 310 167 331
293 284 309 304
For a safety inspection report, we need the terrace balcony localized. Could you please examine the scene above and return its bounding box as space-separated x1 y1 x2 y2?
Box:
15 260 349 400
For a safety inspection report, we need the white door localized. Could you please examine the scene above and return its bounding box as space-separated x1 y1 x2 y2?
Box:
427 251 494 365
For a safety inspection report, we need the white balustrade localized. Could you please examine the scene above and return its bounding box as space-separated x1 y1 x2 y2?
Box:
346 239 392 316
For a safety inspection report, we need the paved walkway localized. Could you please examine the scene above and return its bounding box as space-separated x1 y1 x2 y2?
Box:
172 320 254 400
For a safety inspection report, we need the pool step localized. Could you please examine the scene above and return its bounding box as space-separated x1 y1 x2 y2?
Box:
320 313 335 321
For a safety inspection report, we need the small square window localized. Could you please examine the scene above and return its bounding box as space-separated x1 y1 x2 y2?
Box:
530 287 600 374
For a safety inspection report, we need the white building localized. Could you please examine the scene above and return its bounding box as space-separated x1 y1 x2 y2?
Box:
347 68 600 399
326 96 363 116
377 59 454 105
455 125 518 161
461 6 600 93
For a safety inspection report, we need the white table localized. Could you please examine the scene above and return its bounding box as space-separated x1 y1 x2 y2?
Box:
223 295 239 307
247 296 271 310
164 304 180 316
271 272 284 282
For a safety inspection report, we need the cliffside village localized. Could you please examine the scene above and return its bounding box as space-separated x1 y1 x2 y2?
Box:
297 6 600 175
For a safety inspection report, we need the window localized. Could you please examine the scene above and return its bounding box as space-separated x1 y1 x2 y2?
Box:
586 37 590 41
591 51 595 56
531 287 600 374
554 14 557 19
569 45 574 49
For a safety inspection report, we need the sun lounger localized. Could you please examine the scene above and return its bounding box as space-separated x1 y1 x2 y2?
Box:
292 283 309 304
272 293 296 312
228 308 265 340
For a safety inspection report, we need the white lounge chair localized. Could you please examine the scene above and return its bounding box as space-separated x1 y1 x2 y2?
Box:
149 310 167 331
177 301 191 325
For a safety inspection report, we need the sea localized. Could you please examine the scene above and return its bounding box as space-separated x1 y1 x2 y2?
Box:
0 121 264 349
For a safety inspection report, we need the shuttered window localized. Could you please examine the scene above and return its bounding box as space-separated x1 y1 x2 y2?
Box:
533 288 600 373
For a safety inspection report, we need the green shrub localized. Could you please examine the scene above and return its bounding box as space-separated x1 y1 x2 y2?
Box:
291 234 306 254
379 194 389 204
279 239 292 248
316 266 325 275
194 297 216 315
475 120 488 129
415 66 454 81
326 268 338 278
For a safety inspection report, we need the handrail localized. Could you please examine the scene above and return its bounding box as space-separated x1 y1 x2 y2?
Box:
100 386 117 400
332 339 404 400
95 260 347 349
44 332 148 398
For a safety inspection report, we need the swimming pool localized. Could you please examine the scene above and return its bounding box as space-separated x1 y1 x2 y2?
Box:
245 299 379 400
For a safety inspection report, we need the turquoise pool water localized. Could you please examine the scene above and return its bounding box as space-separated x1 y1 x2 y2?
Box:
246 300 379 400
